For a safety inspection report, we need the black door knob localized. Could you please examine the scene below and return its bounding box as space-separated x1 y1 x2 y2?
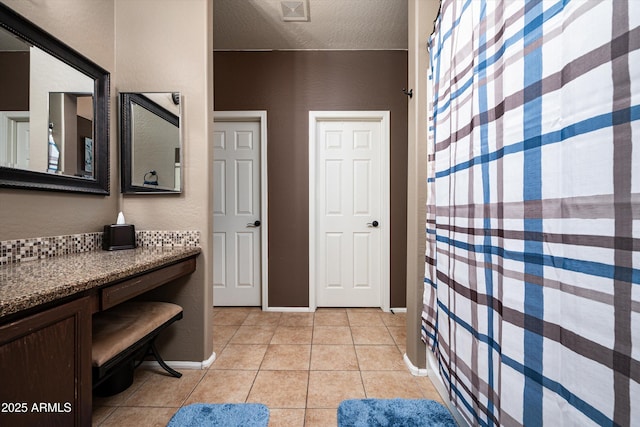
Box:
367 220 379 227
246 220 261 227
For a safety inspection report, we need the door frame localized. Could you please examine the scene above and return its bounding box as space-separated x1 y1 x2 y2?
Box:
308 110 391 312
213 110 269 310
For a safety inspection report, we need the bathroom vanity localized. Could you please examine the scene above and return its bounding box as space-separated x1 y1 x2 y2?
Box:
0 246 200 426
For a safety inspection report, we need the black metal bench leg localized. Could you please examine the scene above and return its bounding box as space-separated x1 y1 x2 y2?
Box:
149 341 182 378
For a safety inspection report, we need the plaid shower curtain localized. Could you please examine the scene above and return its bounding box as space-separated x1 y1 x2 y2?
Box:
422 1 639 426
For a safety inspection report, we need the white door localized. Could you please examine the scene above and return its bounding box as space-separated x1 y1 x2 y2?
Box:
213 121 262 306
15 122 30 169
312 113 390 308
0 112 30 169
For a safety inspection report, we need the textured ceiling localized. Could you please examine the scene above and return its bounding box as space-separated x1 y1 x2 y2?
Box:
213 0 410 50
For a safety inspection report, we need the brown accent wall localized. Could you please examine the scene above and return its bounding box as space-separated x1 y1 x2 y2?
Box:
0 52 29 111
214 50 408 308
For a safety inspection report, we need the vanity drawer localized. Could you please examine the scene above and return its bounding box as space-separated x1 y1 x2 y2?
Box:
101 257 196 310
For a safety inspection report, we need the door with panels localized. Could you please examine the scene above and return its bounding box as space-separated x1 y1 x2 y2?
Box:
313 114 389 308
213 120 261 306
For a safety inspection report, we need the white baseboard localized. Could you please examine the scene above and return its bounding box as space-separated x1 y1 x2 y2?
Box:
263 307 402 313
403 353 429 376
201 351 217 368
140 351 216 370
263 306 315 312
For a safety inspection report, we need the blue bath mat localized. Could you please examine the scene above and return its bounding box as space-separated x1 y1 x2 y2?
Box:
167 403 269 427
338 399 456 427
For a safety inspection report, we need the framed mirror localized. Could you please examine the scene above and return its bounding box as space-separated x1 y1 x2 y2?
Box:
120 92 182 194
0 4 109 194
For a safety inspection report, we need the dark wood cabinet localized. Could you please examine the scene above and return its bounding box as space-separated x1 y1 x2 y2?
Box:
0 253 197 426
0 296 91 427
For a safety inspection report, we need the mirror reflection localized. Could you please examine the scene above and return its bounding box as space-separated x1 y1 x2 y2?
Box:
120 92 182 193
0 25 95 178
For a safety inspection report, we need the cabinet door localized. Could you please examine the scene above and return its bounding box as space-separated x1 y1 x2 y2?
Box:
0 297 91 427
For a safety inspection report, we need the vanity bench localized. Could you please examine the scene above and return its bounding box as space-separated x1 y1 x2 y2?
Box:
92 301 184 396
0 246 200 427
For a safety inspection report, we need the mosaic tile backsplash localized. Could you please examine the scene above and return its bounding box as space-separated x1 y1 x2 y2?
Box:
0 230 200 266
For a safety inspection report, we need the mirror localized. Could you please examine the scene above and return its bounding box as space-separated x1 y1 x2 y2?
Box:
0 4 109 194
120 92 182 193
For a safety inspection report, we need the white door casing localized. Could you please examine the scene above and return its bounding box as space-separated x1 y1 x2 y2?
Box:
213 112 268 307
309 111 390 311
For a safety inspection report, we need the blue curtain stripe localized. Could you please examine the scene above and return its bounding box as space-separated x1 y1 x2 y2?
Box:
502 356 616 427
434 234 640 285
476 0 497 421
435 105 640 179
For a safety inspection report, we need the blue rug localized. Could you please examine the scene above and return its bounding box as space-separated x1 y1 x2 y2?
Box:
338 399 457 427
167 403 269 427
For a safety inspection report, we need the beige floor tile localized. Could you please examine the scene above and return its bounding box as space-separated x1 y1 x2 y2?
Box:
99 406 177 427
380 311 407 327
92 367 157 407
314 310 349 326
213 309 251 325
212 325 240 355
346 307 382 313
242 311 282 326
211 344 268 370
268 408 306 427
247 371 309 408
92 406 116 426
261 344 311 370
278 312 315 326
347 311 385 326
312 326 353 344
416 375 445 404
387 326 407 349
361 371 425 399
124 369 205 407
229 325 276 344
93 307 411 424
306 371 365 409
355 345 405 371
213 342 226 356
305 408 338 427
310 345 359 371
350 326 395 345
271 326 313 344
184 370 257 404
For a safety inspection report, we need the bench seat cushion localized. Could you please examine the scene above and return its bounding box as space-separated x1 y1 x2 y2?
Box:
92 301 182 367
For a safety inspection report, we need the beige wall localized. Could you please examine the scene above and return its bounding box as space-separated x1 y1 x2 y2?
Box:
0 0 118 240
115 0 214 362
0 0 213 363
405 0 439 368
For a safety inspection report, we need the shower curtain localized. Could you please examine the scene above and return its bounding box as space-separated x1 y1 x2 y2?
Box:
422 1 639 426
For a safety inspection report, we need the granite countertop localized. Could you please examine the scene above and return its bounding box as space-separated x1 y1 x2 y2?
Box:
0 246 201 320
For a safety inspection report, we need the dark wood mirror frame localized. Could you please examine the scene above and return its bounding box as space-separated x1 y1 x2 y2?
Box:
0 3 110 195
120 92 181 194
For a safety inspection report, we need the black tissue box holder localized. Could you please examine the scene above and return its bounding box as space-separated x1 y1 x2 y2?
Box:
102 224 136 250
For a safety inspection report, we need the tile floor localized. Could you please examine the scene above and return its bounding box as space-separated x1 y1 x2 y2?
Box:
92 307 444 426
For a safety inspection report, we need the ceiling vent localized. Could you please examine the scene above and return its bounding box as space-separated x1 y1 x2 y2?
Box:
281 0 309 22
